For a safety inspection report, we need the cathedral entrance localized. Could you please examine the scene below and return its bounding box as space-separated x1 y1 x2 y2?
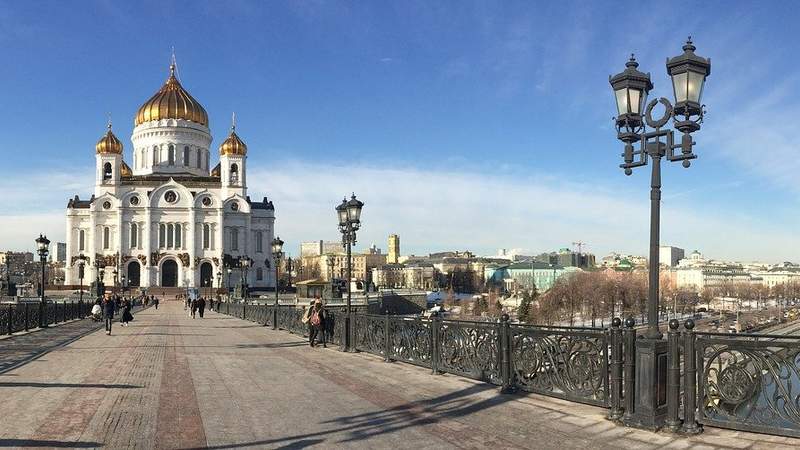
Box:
127 261 141 287
161 260 178 287
200 262 213 288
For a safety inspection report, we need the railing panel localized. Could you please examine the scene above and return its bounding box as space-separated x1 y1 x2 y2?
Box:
388 316 432 368
9 305 27 333
354 314 386 357
276 306 307 336
696 333 800 438
438 320 501 384
509 324 609 406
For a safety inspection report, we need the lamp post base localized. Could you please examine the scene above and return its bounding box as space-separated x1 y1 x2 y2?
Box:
623 337 668 431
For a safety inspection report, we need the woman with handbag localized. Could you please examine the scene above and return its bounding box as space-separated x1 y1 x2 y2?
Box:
304 298 327 348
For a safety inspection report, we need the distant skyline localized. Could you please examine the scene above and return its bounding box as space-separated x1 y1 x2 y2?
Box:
1 1 799 262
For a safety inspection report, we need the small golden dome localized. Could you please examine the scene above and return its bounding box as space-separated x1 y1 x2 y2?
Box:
120 161 132 177
96 124 123 154
219 127 247 156
134 63 208 126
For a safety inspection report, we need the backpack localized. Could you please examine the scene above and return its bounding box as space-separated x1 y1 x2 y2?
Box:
310 310 321 327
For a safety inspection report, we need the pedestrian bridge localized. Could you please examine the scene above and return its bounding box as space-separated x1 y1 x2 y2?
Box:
0 302 797 449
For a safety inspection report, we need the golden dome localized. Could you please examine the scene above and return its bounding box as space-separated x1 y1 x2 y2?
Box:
96 124 123 154
219 126 247 156
134 63 208 126
210 163 221 177
120 161 132 177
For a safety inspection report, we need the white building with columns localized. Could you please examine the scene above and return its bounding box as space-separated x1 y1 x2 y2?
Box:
64 62 276 291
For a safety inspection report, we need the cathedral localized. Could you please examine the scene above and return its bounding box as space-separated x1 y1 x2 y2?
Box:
64 62 276 290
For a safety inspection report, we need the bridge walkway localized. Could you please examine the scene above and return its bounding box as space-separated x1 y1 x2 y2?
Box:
0 302 798 449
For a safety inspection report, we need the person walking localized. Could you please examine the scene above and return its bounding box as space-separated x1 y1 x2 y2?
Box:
197 297 206 318
153 295 159 310
191 298 198 319
102 295 116 335
304 299 327 348
121 298 133 327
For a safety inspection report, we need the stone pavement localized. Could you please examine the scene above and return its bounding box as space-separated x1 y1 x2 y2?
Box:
1 302 798 449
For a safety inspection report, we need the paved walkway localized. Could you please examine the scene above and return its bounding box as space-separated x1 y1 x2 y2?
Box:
1 302 798 449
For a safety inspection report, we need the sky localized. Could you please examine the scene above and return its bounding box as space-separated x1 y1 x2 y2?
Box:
1 0 799 263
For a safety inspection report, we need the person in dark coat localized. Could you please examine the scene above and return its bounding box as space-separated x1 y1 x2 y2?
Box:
197 297 206 318
304 299 327 348
102 295 116 335
190 298 198 319
121 298 133 326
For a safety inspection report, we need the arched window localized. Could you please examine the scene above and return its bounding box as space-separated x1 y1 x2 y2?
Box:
197 150 202 168
79 230 85 251
103 227 110 249
231 228 239 251
175 224 182 248
203 224 210 249
256 267 263 281
256 231 263 253
205 152 209 170
103 162 112 180
183 146 190 166
230 163 239 183
159 224 166 248
168 145 175 165
152 146 158 165
140 148 145 168
167 224 174 248
130 223 138 248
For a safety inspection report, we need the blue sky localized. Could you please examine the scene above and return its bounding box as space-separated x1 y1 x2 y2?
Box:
1 1 799 262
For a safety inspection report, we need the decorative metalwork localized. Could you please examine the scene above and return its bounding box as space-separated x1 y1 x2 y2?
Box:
438 320 501 384
696 333 800 438
353 314 385 357
178 253 190 267
388 317 431 368
509 324 608 406
276 306 307 336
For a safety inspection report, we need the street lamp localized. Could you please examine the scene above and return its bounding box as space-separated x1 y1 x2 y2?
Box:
112 267 119 293
227 267 232 299
336 193 364 351
608 38 710 431
77 254 87 303
35 234 50 328
240 257 252 302
271 236 284 328
216 270 221 300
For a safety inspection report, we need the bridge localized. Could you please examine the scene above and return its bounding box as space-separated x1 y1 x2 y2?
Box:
1 302 799 449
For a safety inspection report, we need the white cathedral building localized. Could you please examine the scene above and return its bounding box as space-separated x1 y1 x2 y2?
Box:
64 62 276 290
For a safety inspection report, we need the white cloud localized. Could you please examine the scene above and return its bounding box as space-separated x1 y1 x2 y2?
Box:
0 161 797 263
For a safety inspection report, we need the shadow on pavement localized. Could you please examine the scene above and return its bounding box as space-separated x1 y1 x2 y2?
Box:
235 342 308 349
0 439 102 448
0 381 141 389
187 383 507 449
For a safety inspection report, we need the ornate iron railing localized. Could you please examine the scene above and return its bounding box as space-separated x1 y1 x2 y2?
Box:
509 324 609 407
353 314 386 357
276 306 307 336
693 332 800 438
388 316 432 368
437 319 501 385
2 301 91 335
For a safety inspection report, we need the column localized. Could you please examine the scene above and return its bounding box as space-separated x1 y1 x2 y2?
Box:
144 207 152 287
188 209 196 288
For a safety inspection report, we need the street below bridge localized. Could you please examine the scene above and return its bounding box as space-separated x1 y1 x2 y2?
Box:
1 302 798 449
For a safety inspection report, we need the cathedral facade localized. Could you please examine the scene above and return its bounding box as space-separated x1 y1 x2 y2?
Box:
64 63 276 290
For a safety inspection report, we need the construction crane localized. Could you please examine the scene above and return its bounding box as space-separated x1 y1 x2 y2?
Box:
572 241 588 254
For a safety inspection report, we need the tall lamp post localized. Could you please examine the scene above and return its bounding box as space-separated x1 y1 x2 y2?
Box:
240 257 252 302
336 194 364 352
77 254 87 303
227 267 232 300
112 267 119 294
271 237 284 329
35 234 50 328
608 38 710 430
215 270 221 301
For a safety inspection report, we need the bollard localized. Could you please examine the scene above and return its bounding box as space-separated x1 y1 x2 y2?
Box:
499 313 515 394
608 317 624 420
681 319 702 434
622 317 636 422
431 311 441 375
665 319 683 432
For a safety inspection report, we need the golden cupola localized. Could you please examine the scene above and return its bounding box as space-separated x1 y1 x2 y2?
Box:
96 123 123 154
219 123 247 156
134 63 208 126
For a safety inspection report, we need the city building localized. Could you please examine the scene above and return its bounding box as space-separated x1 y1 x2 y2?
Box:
387 234 400 264
536 248 595 269
300 240 343 257
54 243 67 263
64 61 276 289
506 261 579 292
0 251 34 268
371 262 436 290
302 250 387 286
659 245 685 267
